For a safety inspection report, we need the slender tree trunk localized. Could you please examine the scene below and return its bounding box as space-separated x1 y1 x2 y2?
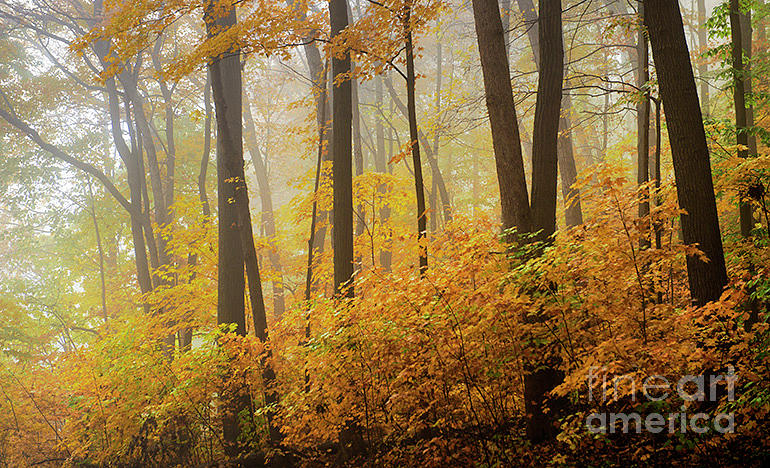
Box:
558 94 583 227
653 98 662 252
733 3 757 237
698 0 710 118
375 75 392 271
352 69 366 268
331 0 354 296
638 6 651 249
183 72 213 352
206 2 279 451
384 77 452 223
516 0 540 68
644 0 728 306
306 64 330 301
731 0 753 237
472 0 532 238
243 96 286 316
87 179 108 324
404 5 429 275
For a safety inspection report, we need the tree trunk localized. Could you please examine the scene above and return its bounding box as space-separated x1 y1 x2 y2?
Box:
306 64 330 301
524 0 564 444
331 0 355 297
243 95 286 316
697 0 710 118
638 6 651 248
643 0 728 306
206 2 278 453
530 0 563 243
384 77 452 223
352 69 366 269
375 75 392 271
731 2 756 238
404 5 429 275
472 0 532 239
519 0 582 228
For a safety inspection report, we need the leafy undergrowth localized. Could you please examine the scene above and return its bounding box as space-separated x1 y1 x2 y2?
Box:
1 173 769 467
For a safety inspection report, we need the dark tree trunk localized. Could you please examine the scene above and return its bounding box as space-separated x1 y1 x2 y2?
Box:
524 0 564 444
404 5 429 275
643 0 728 306
183 72 213 352
519 0 582 228
558 99 583 227
638 6 651 248
384 77 452 223
530 0 563 243
306 64 330 301
330 0 354 296
206 2 282 452
471 0 532 239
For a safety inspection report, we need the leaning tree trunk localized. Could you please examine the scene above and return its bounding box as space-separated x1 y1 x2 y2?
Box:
643 0 728 306
330 0 354 297
471 0 532 239
243 96 286 316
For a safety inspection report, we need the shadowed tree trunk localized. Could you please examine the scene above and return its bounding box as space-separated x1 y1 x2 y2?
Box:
643 0 728 306
205 4 248 455
404 3 428 275
731 1 756 238
638 5 651 249
331 0 354 296
384 76 452 224
205 1 279 451
518 0 582 227
243 95 286 316
530 0 563 243
182 72 213 352
471 0 532 238
525 0 564 444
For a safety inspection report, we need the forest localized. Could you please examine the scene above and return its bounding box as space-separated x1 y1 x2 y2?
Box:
0 0 768 466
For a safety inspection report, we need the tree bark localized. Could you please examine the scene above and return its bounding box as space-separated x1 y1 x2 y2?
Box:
519 0 582 227
643 0 728 306
331 0 355 296
404 5 429 275
697 0 710 118
530 0 563 243
471 0 532 239
638 5 651 248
